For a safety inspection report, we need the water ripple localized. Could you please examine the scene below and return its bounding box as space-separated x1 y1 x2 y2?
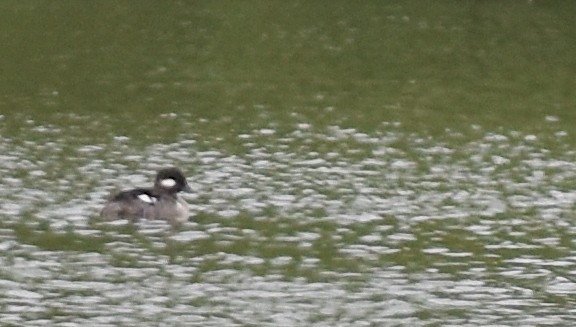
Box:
1 120 576 325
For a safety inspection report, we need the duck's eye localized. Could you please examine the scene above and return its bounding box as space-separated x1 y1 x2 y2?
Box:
160 178 177 188
137 194 156 204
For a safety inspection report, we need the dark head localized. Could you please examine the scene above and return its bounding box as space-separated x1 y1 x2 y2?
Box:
154 167 192 193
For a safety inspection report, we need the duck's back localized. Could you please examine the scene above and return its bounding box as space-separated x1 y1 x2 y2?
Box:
100 188 156 221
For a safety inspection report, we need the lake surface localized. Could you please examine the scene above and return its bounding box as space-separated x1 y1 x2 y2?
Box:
1 1 576 326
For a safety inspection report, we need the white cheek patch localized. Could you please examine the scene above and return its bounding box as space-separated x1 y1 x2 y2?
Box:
137 194 156 204
160 178 177 188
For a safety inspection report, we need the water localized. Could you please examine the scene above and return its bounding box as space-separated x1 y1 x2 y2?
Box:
2 117 575 326
1 1 576 326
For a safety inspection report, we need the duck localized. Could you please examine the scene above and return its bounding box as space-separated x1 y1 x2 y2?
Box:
100 167 192 225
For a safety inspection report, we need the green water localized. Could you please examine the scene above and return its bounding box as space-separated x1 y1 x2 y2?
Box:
3 1 575 134
1 1 576 326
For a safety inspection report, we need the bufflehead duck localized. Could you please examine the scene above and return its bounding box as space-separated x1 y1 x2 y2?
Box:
100 167 192 225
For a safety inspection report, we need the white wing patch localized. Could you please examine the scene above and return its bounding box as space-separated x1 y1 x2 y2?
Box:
137 193 157 204
160 178 177 188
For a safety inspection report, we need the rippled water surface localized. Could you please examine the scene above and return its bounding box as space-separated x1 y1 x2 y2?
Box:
2 114 576 326
2 1 576 326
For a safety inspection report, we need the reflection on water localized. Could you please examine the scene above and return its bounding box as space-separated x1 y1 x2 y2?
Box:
1 114 575 325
